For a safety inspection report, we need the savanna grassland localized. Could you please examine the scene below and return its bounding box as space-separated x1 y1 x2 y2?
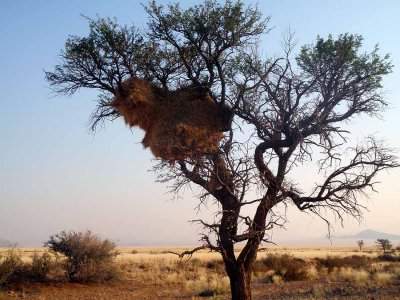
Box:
1 247 400 299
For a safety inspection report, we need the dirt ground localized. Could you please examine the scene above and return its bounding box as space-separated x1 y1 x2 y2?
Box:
1 278 399 299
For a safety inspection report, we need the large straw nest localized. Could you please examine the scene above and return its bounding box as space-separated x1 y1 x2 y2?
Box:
112 78 226 161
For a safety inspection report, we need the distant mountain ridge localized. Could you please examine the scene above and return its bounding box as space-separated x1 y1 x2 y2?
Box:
0 238 12 247
336 229 400 240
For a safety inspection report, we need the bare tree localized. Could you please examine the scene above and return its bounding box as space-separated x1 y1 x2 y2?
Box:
45 1 398 299
357 240 365 252
376 239 393 253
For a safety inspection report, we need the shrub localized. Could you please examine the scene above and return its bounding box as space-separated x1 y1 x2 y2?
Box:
377 253 400 262
205 260 225 274
263 254 309 281
198 289 216 297
316 255 371 272
44 230 119 283
0 248 27 285
307 265 319 280
29 251 54 282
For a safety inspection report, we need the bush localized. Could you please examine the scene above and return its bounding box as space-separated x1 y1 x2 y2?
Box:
198 289 216 297
316 255 371 272
29 251 54 282
262 254 309 281
0 249 27 285
378 254 400 262
205 260 224 272
44 230 119 283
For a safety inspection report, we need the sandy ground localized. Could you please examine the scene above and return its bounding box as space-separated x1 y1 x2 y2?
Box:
0 246 399 299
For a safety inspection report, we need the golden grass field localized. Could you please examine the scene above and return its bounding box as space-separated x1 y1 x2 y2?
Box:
1 246 400 299
0 245 380 261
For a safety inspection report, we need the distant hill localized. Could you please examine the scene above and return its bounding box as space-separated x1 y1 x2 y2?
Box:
0 238 12 247
337 229 400 240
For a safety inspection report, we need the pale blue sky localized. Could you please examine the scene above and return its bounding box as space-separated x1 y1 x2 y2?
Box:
0 1 399 246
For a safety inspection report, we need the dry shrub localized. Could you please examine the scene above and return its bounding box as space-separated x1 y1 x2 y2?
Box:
112 77 230 161
44 230 119 283
29 251 54 282
307 265 319 280
205 259 224 272
316 255 371 272
262 254 309 281
0 249 26 285
0 249 61 285
253 259 270 274
378 253 400 262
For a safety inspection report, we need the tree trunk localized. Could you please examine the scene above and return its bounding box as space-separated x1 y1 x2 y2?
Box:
227 266 252 300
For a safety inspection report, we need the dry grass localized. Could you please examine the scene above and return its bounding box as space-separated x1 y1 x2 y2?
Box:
373 272 392 286
0 246 381 262
1 246 399 299
315 255 372 272
337 267 370 286
186 275 230 296
271 275 283 285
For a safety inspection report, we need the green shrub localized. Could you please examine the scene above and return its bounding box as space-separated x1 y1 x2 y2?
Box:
44 230 119 283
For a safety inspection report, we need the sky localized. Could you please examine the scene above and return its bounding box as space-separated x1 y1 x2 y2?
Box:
0 0 399 247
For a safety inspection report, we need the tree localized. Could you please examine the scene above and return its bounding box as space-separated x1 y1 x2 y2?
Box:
375 239 393 253
357 240 365 252
45 1 398 299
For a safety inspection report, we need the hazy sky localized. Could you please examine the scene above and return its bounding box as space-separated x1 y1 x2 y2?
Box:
1 0 399 246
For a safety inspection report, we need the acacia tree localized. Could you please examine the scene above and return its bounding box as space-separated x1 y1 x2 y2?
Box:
357 240 365 251
45 1 398 299
376 239 392 253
